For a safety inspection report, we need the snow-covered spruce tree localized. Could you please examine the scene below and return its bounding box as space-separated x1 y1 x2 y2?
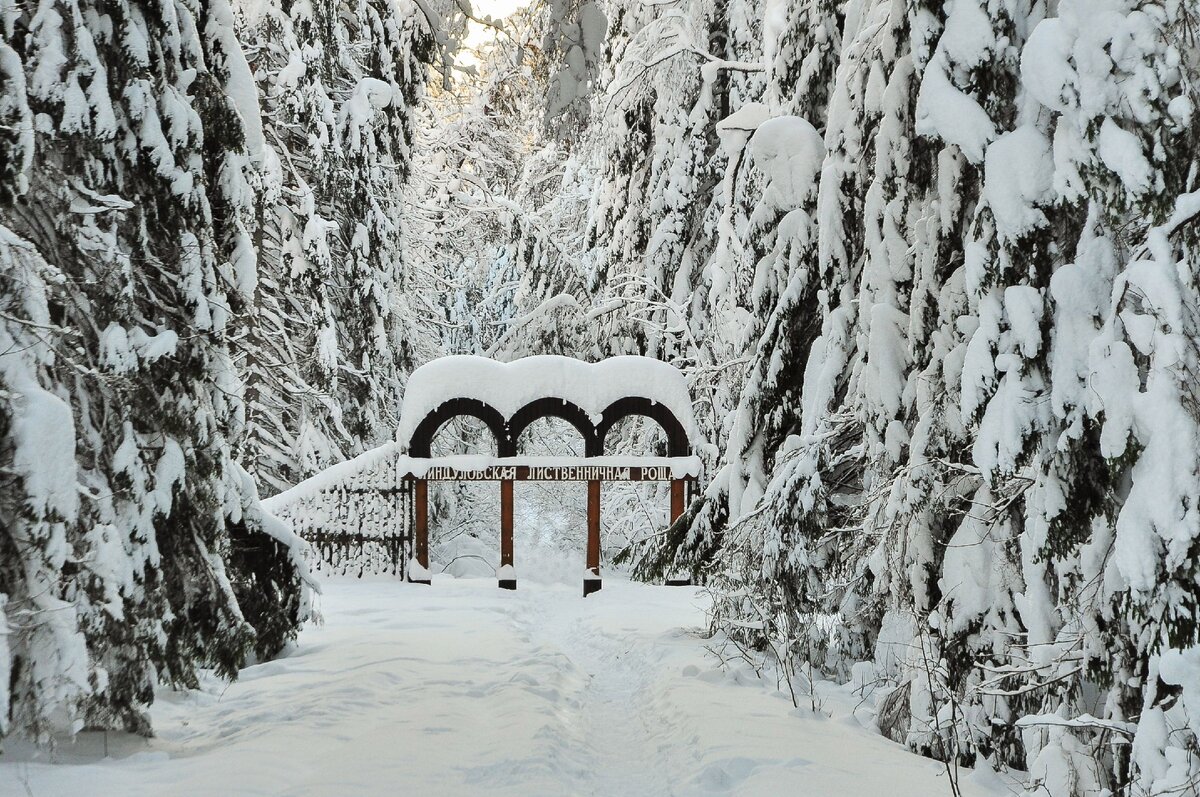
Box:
233 0 442 493
0 0 310 743
691 0 857 688
1012 3 1200 793
725 0 1200 791
875 0 1059 772
544 0 769 578
898 1 1199 789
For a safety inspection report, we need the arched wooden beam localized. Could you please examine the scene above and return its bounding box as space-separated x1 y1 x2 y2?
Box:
595 396 690 457
507 397 600 456
407 398 510 457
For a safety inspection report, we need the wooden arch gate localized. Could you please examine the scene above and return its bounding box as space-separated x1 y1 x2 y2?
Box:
397 356 701 596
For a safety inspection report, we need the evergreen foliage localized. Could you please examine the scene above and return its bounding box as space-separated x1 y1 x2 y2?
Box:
4 0 1200 792
0 0 443 743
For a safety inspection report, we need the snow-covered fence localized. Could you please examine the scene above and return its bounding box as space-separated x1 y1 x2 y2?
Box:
263 444 412 577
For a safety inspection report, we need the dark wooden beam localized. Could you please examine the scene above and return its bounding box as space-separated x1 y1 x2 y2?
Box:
411 479 431 585
585 479 601 597
670 478 685 525
499 478 515 590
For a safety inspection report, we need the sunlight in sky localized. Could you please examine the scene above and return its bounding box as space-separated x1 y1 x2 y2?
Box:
463 0 534 50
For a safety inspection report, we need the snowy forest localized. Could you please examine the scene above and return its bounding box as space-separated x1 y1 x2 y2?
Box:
2 0 1200 795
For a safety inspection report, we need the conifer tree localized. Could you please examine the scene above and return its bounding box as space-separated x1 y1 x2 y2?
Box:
235 0 439 492
0 0 311 743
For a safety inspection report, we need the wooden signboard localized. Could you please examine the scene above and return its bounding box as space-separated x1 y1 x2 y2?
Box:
420 465 683 482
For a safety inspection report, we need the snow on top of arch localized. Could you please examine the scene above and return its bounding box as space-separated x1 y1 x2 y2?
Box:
396 355 696 447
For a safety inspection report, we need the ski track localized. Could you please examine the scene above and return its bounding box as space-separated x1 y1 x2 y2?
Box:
516 585 688 797
0 578 1010 797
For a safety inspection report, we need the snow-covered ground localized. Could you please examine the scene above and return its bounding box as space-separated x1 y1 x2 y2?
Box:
1 577 1016 796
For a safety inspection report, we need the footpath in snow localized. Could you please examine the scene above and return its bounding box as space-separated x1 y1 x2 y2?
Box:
0 578 1014 796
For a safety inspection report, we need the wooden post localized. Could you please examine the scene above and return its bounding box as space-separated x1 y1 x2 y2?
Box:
411 478 431 585
584 479 601 597
666 479 690 586
670 478 685 525
499 478 515 589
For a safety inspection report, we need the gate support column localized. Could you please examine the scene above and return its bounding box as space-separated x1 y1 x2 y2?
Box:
584 479 601 597
666 479 690 587
411 478 431 585
670 478 685 525
499 478 516 590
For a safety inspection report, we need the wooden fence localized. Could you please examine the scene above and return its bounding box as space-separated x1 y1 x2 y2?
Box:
265 445 412 578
